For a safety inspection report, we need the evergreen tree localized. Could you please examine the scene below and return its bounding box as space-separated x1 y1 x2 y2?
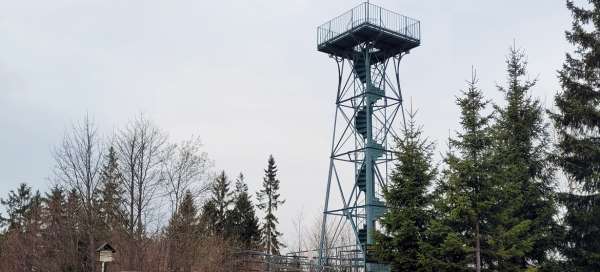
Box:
257 155 285 255
42 186 68 246
201 171 232 236
64 188 86 270
167 190 199 272
200 201 217 236
433 72 493 271
97 146 126 235
23 191 43 271
374 112 437 271
44 186 67 229
489 46 558 270
226 173 261 249
0 183 35 231
42 186 80 271
65 189 82 235
549 1 600 270
0 184 44 271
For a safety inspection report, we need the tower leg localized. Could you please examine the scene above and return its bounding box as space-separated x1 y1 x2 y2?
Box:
318 159 334 269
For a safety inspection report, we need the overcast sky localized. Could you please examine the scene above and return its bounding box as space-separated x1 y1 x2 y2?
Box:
0 0 574 250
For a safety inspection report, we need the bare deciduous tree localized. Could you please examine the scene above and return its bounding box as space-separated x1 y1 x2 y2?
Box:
115 115 168 238
162 136 211 216
53 115 103 272
114 115 168 270
307 213 354 257
291 209 304 253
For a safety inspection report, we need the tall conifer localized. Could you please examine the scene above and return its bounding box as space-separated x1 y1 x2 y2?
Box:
42 186 80 271
374 112 437 271
227 173 261 249
167 191 199 272
257 155 285 255
201 171 232 236
489 46 558 270
550 1 600 270
97 146 126 235
435 72 493 271
0 183 34 231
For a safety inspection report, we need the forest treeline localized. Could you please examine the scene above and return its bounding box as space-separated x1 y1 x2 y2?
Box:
374 1 600 271
0 114 286 271
2 1 600 272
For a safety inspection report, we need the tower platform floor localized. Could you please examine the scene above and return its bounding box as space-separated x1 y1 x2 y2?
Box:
317 2 420 60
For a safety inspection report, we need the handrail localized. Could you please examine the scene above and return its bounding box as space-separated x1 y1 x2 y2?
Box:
317 2 420 47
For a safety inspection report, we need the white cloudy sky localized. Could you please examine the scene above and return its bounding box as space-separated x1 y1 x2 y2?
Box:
0 0 574 250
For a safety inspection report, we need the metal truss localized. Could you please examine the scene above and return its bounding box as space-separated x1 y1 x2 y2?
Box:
318 45 408 271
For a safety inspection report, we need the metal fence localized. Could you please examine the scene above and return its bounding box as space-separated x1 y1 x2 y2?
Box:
317 2 420 47
226 250 317 271
228 246 366 272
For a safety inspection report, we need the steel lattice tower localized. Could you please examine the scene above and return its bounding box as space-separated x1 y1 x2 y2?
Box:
316 2 421 271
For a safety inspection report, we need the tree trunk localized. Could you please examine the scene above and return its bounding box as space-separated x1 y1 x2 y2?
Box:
475 219 481 272
89 229 96 272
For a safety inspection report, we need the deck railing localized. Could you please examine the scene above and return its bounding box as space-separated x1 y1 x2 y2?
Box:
317 2 421 47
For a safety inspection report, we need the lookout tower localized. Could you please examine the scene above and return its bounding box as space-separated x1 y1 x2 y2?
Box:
316 2 420 271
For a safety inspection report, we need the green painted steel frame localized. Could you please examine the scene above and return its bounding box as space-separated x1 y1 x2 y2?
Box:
317 48 411 272
316 5 421 270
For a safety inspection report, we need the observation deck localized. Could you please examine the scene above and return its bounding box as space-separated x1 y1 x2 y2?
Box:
317 2 421 60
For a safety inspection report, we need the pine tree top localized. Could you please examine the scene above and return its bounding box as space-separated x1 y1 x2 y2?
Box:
210 171 233 208
451 70 493 159
387 111 437 207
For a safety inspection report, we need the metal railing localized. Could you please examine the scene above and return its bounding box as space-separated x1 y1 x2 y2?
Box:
227 246 367 271
317 2 420 47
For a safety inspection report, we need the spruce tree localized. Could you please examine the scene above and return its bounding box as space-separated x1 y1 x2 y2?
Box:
64 188 84 264
434 72 493 272
44 186 67 229
226 173 261 249
0 185 43 271
21 190 43 271
549 1 600 270
0 183 35 230
374 112 437 271
257 155 285 255
201 171 232 236
42 186 68 243
489 46 558 270
97 146 126 234
167 190 199 272
199 200 218 235
42 186 80 271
